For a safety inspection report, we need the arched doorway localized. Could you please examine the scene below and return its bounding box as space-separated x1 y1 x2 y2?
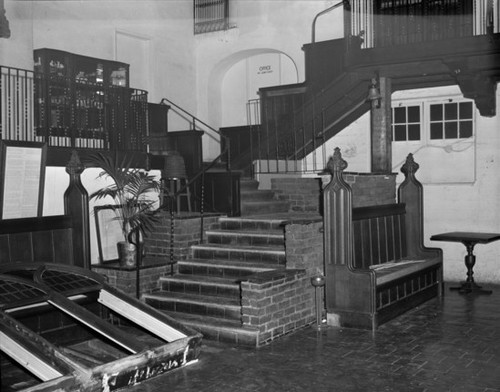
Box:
220 51 298 127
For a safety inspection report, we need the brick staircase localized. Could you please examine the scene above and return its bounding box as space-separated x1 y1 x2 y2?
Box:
142 215 290 346
240 178 290 215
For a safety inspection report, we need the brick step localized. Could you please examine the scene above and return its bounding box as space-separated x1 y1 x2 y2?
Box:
191 243 286 264
159 312 260 347
205 229 285 247
142 291 242 321
240 189 276 202
218 216 287 231
158 274 241 298
240 200 290 216
177 258 281 279
239 178 259 191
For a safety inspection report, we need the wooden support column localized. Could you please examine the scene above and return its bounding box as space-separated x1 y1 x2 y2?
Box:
370 77 392 173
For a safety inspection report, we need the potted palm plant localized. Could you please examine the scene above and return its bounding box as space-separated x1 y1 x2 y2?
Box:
88 152 161 267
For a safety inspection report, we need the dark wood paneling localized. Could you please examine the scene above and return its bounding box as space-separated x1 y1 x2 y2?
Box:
203 171 241 216
31 231 54 262
53 229 74 264
8 233 33 262
0 215 74 265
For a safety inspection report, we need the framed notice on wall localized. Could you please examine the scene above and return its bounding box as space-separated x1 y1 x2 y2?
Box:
0 141 47 219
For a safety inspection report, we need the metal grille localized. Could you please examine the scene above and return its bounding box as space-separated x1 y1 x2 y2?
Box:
0 277 46 308
194 0 232 34
39 269 100 294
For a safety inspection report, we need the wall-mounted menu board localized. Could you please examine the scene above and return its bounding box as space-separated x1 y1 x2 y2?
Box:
0 141 47 219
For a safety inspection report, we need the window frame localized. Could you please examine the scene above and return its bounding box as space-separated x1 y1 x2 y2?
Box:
391 95 475 144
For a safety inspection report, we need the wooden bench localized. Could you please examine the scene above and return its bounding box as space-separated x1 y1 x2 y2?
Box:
323 149 443 330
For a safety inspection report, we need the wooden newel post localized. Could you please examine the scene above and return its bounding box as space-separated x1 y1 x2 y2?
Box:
64 150 91 269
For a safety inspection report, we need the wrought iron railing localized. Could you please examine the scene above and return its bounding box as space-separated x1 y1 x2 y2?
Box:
1 65 148 151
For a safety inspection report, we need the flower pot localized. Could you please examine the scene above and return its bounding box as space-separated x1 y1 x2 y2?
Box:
117 241 137 268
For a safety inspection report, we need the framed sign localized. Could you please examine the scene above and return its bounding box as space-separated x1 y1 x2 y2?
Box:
94 205 123 264
0 141 47 219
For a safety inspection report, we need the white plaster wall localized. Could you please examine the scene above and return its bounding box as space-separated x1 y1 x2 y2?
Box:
0 1 34 69
2 0 196 103
194 0 344 159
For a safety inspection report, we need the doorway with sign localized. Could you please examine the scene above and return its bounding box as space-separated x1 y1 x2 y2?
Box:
221 52 298 127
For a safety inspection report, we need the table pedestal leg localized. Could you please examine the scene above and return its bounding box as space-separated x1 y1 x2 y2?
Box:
449 241 492 294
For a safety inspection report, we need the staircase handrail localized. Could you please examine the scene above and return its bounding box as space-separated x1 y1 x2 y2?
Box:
160 97 230 163
158 97 232 217
311 0 345 43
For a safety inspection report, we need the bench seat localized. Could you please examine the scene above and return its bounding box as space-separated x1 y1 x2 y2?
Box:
323 150 443 330
372 257 442 286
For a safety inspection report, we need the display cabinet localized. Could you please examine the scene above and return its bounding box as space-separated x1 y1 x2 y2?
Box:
33 48 148 151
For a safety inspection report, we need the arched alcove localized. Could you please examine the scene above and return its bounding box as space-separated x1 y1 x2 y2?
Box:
221 51 298 127
206 49 299 130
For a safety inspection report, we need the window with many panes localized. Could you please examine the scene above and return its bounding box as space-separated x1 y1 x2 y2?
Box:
392 105 421 141
392 99 474 142
429 101 473 140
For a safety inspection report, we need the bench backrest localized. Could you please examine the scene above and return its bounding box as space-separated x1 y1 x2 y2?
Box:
323 150 427 270
352 203 407 269
0 215 75 265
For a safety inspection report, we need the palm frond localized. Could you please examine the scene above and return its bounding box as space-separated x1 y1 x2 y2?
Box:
87 152 161 243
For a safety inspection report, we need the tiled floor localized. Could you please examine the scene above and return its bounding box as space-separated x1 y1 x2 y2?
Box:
129 283 500 392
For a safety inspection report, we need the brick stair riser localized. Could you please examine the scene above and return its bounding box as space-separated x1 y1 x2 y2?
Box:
240 190 275 202
240 202 290 215
219 219 285 231
192 247 285 264
159 278 240 298
206 232 284 247
240 180 259 191
144 296 241 322
177 261 272 279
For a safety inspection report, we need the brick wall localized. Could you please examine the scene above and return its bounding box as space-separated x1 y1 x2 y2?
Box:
285 220 324 273
145 212 221 269
271 178 321 213
241 270 315 346
344 172 397 207
237 219 324 346
94 213 222 296
92 264 170 297
271 173 397 212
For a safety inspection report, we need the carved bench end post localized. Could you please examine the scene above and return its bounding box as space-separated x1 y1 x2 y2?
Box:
323 147 352 267
398 153 424 256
